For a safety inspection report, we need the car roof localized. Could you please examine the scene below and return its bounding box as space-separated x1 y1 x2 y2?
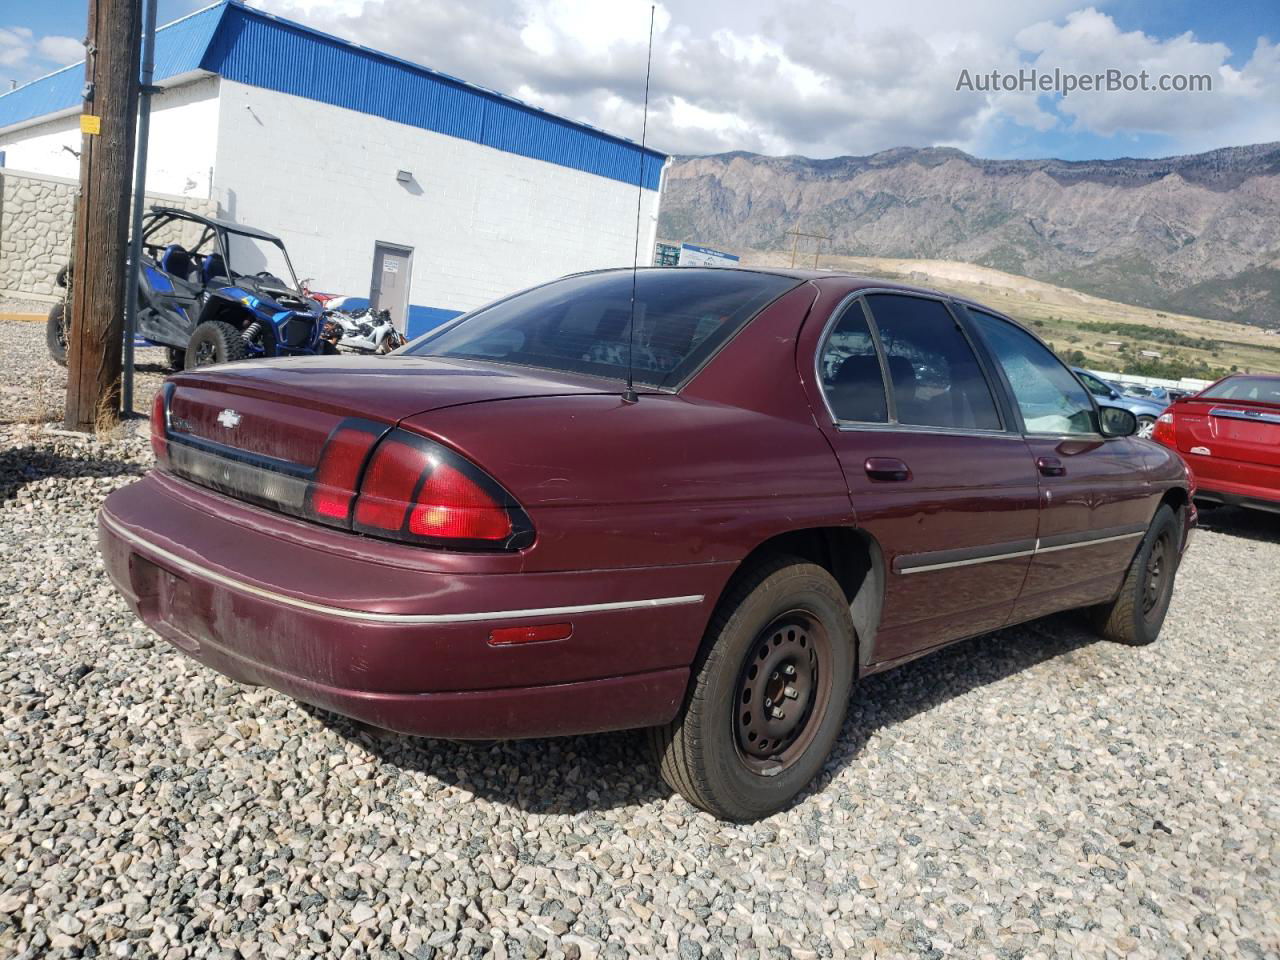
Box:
148 205 282 242
584 265 1001 303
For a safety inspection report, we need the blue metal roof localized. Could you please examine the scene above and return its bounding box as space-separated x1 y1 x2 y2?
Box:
0 1 666 190
0 3 227 132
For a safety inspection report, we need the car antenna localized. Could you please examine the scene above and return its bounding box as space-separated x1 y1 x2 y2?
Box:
623 4 656 405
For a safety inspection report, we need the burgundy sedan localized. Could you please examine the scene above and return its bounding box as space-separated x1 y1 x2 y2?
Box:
99 268 1194 820
1151 373 1280 515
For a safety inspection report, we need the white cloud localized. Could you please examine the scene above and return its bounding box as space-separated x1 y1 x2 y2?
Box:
242 0 1277 158
1012 7 1280 150
0 26 34 70
36 35 84 66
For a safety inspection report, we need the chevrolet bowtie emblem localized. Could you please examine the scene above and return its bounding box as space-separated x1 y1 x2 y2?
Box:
217 409 242 429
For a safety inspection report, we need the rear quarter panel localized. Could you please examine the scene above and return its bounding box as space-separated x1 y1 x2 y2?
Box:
399 282 856 574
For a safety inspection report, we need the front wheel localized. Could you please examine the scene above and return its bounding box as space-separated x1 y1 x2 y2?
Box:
648 557 855 821
185 320 249 369
1089 504 1182 645
1136 415 1157 439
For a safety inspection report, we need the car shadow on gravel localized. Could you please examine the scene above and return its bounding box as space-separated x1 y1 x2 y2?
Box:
1194 504 1280 544
304 707 668 814
0 445 145 502
307 612 1099 817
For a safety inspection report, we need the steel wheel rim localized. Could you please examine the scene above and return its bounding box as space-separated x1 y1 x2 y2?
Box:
1143 533 1170 618
194 341 217 367
732 611 832 774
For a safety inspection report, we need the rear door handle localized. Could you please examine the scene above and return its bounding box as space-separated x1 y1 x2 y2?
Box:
1037 456 1065 477
864 457 911 482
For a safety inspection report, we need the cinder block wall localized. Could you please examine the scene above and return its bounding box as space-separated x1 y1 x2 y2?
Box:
0 169 216 303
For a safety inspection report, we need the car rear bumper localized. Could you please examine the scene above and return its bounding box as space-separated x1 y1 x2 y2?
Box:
98 474 731 738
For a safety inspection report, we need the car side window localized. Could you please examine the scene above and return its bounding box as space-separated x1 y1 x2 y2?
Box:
969 310 1097 435
817 301 888 423
862 294 1001 431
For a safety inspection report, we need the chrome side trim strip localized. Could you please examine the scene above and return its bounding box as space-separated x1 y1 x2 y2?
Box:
897 529 1145 575
101 512 705 624
1033 530 1144 554
899 548 1036 575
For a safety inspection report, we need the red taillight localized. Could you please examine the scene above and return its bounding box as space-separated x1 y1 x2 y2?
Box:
350 429 532 550
353 435 426 531
150 390 168 464
407 462 510 540
309 427 380 523
1152 411 1176 447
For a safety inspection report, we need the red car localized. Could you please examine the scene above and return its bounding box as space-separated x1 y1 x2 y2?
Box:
99 268 1194 820
1152 373 1280 515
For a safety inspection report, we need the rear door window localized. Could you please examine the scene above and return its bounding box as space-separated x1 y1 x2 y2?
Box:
817 301 888 423
969 310 1097 435
862 294 1002 431
408 269 797 389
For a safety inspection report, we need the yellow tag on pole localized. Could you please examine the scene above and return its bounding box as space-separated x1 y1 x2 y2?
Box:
80 114 101 135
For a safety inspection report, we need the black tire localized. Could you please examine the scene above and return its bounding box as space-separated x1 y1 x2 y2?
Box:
1089 505 1182 645
1136 415 1157 440
56 262 72 289
46 302 68 367
165 347 186 371
649 556 855 821
185 320 249 369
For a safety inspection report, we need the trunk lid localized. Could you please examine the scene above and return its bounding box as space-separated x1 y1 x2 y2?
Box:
165 354 615 469
1174 398 1280 468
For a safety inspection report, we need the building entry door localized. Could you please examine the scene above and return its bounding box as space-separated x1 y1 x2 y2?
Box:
370 242 413 332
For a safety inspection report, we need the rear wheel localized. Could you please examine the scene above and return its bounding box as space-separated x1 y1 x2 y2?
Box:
1089 505 1181 645
185 320 249 369
46 301 68 367
1136 415 1157 439
649 557 855 821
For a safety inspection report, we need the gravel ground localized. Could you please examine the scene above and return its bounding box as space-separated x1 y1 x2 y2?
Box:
1 316 1277 959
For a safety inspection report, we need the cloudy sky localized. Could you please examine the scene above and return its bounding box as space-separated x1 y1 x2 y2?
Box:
4 0 1278 160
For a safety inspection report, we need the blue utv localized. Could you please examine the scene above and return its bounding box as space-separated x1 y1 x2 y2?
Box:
47 206 330 370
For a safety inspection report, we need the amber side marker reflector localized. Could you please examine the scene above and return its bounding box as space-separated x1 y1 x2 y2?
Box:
488 623 573 646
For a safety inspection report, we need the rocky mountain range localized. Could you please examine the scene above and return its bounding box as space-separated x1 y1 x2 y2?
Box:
657 143 1280 327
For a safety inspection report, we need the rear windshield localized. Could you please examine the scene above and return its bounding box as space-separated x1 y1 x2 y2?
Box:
1201 376 1280 403
405 269 797 389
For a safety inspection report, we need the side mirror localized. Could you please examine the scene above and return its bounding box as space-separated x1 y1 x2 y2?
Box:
1099 406 1137 437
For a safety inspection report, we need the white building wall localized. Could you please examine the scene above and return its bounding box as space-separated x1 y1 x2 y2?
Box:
212 80 663 326
0 75 220 198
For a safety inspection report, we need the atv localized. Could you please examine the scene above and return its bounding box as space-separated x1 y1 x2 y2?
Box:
47 206 329 370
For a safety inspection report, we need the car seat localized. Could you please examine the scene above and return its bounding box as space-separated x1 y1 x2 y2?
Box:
829 354 887 422
159 244 195 283
202 253 228 284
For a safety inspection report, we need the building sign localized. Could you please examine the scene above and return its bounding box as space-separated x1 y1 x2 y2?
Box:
679 243 739 267
654 241 681 267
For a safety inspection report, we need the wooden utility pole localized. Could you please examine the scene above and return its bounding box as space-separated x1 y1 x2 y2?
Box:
786 228 830 269
65 0 142 432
